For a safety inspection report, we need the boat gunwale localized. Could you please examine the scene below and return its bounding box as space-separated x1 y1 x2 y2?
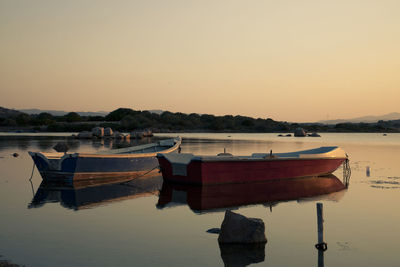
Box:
29 137 181 174
29 137 181 159
190 156 348 162
157 146 348 163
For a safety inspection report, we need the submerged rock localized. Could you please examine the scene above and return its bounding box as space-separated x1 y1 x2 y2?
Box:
218 210 267 244
308 132 321 137
133 131 144 139
53 142 69 153
77 131 93 139
113 132 124 139
206 228 221 234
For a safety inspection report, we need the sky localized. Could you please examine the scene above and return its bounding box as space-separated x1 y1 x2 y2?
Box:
1 0 400 122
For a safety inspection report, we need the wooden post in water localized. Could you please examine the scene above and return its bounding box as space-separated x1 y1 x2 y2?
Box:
315 202 327 267
317 203 324 246
318 248 324 267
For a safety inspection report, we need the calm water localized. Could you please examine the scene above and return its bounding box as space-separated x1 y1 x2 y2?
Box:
0 133 399 266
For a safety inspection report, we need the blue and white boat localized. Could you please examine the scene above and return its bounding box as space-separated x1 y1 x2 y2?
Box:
29 137 181 182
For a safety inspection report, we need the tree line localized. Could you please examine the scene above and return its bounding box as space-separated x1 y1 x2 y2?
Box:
0 107 399 133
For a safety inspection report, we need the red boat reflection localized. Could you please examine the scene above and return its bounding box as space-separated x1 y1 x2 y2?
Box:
157 174 347 213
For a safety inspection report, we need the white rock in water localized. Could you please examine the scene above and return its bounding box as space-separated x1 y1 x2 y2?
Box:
104 127 113 136
294 127 306 137
143 130 153 137
92 127 104 137
218 210 267 244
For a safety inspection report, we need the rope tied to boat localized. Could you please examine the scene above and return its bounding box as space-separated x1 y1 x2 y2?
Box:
122 165 161 183
120 165 162 196
343 154 351 187
29 160 36 181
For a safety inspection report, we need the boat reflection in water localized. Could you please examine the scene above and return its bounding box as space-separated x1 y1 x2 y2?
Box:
29 174 163 211
157 174 348 266
157 174 348 213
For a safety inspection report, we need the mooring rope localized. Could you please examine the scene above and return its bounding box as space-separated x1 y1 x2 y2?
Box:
28 161 36 197
120 165 160 183
120 165 162 196
136 165 160 180
29 161 35 181
120 180 161 197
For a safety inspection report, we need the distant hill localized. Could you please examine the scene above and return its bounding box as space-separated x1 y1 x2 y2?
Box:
19 108 164 116
318 112 400 124
1 106 399 133
0 107 25 118
19 109 109 116
147 109 163 115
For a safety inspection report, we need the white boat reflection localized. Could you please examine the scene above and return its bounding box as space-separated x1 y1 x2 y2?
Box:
29 175 163 210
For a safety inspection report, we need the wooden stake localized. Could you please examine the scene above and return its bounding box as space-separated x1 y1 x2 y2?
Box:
315 202 327 251
317 202 324 245
318 249 324 267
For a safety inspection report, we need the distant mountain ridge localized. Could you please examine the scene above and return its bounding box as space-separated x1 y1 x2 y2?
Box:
18 108 164 116
318 112 400 124
5 107 400 124
0 107 24 118
19 109 109 116
1 106 399 133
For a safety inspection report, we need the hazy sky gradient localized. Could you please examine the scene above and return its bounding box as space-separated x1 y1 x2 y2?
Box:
1 0 399 122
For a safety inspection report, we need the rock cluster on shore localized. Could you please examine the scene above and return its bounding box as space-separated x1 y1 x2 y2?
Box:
277 127 321 137
74 127 153 140
294 127 307 137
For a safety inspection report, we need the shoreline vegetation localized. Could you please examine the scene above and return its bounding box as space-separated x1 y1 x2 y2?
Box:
1 107 400 134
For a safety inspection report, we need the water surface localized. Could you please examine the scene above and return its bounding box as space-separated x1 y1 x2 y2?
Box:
0 133 399 266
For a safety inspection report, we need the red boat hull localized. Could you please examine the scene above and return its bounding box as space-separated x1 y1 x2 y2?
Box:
158 157 346 185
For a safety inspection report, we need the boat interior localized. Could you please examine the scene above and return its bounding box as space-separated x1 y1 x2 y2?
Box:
159 146 346 165
97 138 178 155
30 138 180 159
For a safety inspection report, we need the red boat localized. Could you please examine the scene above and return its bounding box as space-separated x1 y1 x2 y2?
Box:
157 146 348 185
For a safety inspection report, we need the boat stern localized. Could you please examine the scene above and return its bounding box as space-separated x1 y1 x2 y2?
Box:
29 151 78 182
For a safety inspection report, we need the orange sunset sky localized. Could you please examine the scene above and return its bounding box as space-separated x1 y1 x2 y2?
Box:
1 0 399 122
